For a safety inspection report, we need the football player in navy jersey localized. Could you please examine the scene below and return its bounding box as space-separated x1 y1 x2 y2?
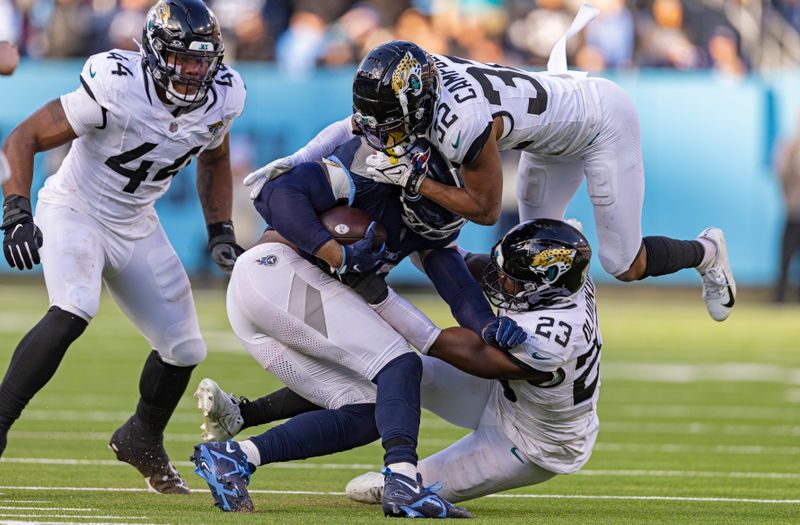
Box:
244 6 736 323
189 137 526 517
0 0 245 493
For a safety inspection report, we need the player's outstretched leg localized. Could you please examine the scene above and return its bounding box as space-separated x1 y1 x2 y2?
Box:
109 351 194 494
191 440 255 512
696 227 736 321
381 467 471 518
195 378 246 442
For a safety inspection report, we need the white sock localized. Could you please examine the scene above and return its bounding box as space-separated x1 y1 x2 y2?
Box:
696 237 716 271
237 439 261 466
387 462 417 479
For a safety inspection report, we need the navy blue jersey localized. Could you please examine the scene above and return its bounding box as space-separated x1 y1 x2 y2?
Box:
254 137 494 334
328 137 458 274
256 137 457 275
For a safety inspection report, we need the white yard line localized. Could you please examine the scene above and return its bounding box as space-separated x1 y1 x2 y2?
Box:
0 522 156 525
0 486 797 505
10 431 800 456
1 459 799 480
0 516 147 521
0 509 94 512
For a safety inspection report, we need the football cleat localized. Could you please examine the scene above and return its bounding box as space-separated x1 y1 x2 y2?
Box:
345 471 384 504
194 378 245 441
696 227 736 322
191 440 254 512
108 416 190 494
381 468 471 519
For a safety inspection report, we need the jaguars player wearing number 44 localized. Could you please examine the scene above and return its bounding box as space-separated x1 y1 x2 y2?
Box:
0 0 246 493
246 5 736 323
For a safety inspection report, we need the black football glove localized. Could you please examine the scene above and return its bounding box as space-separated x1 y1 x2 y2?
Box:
334 222 386 276
481 316 527 350
207 220 244 275
2 194 43 271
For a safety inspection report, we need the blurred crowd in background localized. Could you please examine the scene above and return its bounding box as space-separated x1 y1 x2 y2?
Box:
5 0 800 76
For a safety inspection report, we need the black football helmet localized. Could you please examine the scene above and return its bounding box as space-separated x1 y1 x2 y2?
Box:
484 219 592 311
353 41 439 154
399 139 466 240
141 0 224 106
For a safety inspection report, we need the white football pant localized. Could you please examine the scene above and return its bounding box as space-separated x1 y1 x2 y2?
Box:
35 202 205 366
516 77 644 277
226 242 413 409
418 356 557 502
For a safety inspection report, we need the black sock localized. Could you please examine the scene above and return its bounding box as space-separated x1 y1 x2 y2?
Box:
134 351 194 436
0 307 87 455
239 387 322 430
639 236 705 279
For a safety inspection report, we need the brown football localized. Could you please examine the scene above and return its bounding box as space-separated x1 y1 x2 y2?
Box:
319 206 387 247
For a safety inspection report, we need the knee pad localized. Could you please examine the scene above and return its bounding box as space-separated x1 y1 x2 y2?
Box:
159 337 206 367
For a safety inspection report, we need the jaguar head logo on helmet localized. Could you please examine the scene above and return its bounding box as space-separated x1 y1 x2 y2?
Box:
484 219 592 311
141 0 224 106
353 41 439 154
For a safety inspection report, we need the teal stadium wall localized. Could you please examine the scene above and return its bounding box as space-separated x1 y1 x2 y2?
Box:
0 61 794 286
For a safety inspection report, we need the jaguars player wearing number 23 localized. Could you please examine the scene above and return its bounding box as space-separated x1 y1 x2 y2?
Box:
0 0 245 493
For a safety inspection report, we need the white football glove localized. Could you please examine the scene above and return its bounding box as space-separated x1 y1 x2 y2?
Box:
365 150 415 187
243 156 294 200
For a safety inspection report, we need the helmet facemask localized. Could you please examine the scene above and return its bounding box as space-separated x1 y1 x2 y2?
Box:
141 0 224 107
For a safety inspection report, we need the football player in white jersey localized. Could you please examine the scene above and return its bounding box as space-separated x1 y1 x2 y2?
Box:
0 0 246 493
345 218 600 503
244 6 736 323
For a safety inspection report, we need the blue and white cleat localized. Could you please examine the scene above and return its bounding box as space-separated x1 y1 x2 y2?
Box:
190 440 255 512
381 468 471 518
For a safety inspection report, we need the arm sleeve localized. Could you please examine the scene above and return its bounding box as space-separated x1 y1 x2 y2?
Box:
372 287 442 354
253 162 338 255
508 334 568 373
289 116 355 164
423 247 495 334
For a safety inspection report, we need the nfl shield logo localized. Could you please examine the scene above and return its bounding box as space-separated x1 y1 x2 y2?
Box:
169 122 178 133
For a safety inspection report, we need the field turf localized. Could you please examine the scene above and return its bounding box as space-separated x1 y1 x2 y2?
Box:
0 282 798 524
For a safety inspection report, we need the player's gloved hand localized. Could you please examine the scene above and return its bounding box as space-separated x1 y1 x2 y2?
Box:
244 156 294 200
481 316 527 350
365 148 428 194
335 222 386 276
2 194 43 271
207 221 244 275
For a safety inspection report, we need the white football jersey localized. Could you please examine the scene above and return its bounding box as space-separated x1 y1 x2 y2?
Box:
38 49 246 239
493 278 601 474
427 54 600 165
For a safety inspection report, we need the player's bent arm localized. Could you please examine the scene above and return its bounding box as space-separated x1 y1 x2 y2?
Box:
417 118 504 225
197 133 233 224
254 162 339 260
372 287 545 381
2 99 78 198
429 327 549 381
422 247 495 334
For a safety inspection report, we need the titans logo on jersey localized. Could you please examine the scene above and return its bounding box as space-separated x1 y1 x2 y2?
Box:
38 49 246 239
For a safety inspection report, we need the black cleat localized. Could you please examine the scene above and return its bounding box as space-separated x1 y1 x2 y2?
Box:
108 416 190 494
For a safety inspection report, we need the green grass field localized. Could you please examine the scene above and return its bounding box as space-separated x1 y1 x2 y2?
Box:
0 282 798 524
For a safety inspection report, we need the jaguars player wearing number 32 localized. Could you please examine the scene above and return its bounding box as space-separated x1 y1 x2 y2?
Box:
246 5 736 323
0 0 245 493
